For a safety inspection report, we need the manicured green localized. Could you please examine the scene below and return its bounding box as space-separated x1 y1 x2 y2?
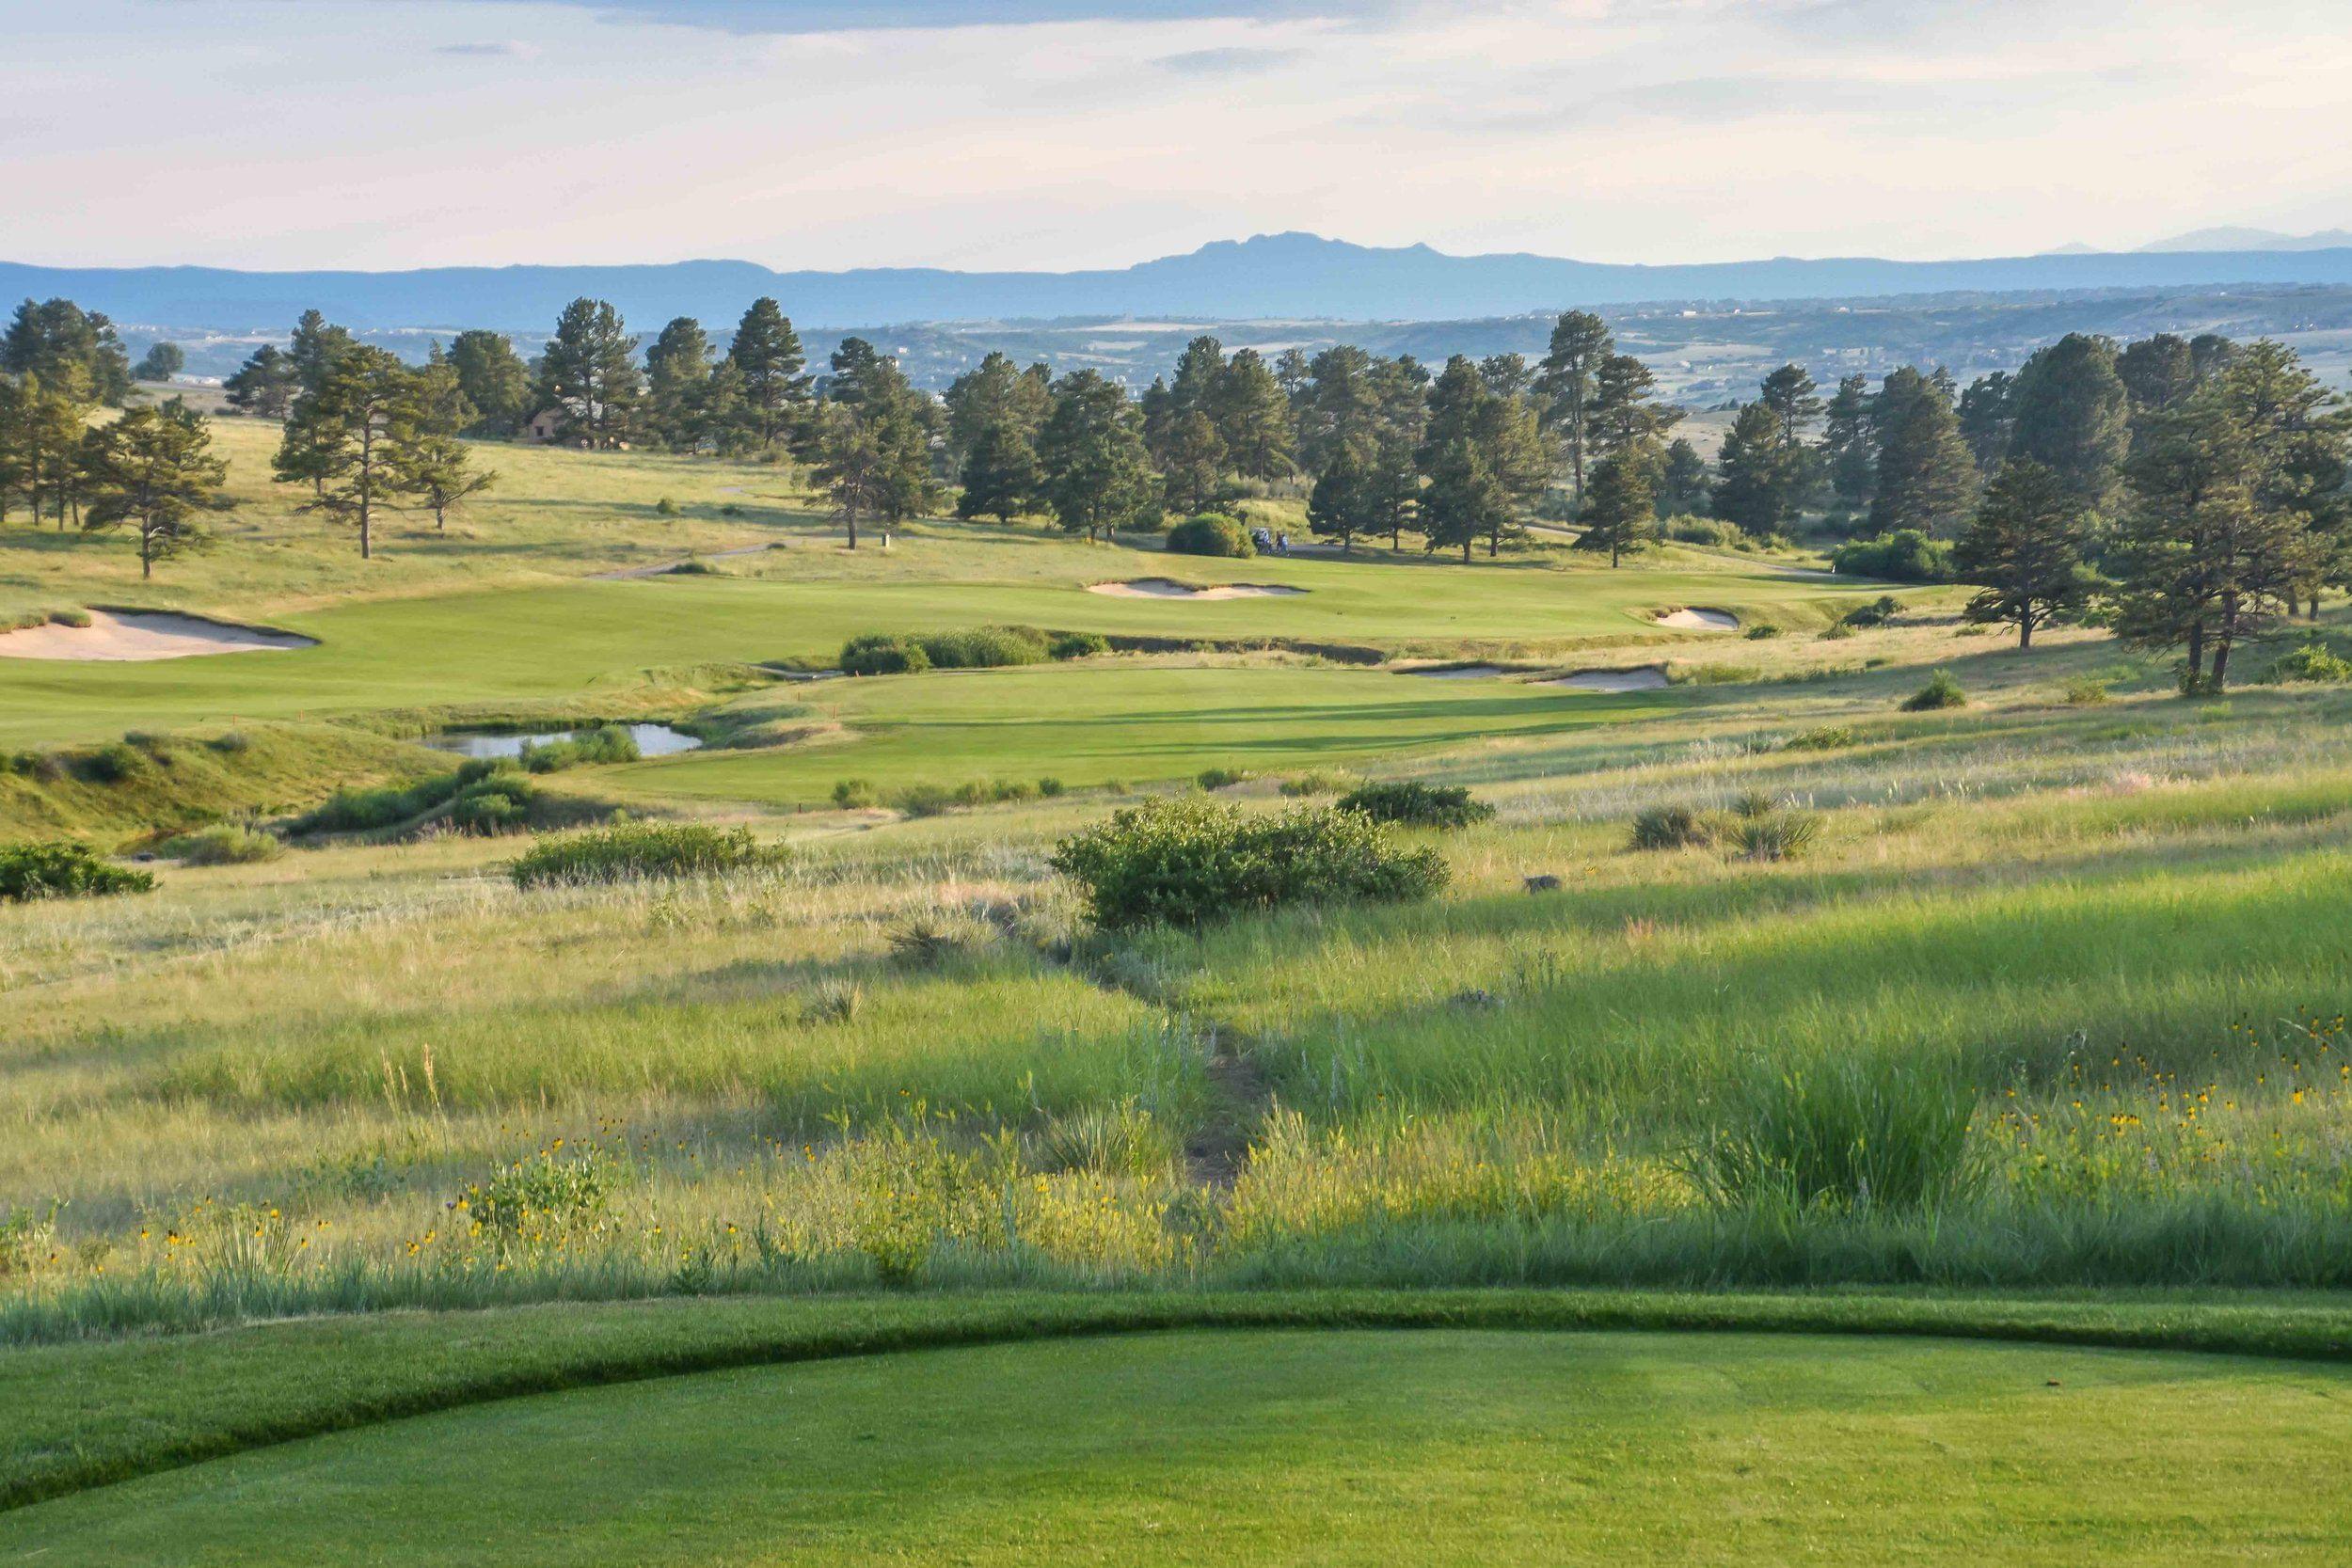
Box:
11 1323 2352 1563
612 662 1671 805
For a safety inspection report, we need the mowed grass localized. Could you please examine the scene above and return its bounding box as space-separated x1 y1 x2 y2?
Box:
617 661 1678 804
11 1328 2352 1566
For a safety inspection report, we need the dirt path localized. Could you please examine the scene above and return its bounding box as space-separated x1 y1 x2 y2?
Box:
1183 1024 1279 1190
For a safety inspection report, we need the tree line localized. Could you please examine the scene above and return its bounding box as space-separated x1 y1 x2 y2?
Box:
1704 331 2349 689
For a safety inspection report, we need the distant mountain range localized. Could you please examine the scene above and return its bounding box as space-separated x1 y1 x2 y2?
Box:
10 231 2352 335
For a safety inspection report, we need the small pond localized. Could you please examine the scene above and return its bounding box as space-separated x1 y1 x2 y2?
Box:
421 722 705 760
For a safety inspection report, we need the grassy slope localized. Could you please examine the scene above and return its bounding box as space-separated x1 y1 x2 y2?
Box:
7 1289 2352 1518
17 1326 2352 1565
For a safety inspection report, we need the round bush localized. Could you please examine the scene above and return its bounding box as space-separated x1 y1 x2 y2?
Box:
1049 797 1448 930
0 841 154 902
1166 514 1255 559
1336 781 1495 830
840 634 930 677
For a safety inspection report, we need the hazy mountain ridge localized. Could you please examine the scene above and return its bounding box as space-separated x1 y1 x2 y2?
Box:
13 231 2352 334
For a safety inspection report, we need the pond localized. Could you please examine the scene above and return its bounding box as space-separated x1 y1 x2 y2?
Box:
421 722 705 760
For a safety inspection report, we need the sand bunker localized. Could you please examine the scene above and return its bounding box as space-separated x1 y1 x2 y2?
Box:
1403 664 1508 679
1654 607 1740 630
1088 578 1307 600
0 610 315 661
1547 666 1670 693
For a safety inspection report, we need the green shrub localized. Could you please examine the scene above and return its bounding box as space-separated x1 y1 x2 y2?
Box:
77 743 143 784
206 731 252 753
1336 781 1495 830
1729 790 1779 819
1728 810 1822 862
654 497 679 516
0 841 155 902
1841 594 1903 628
1742 624 1781 640
160 823 283 865
519 723 643 773
509 822 772 888
1661 516 1748 548
469 1152 610 1233
1832 530 1952 583
1050 797 1449 930
1165 514 1254 559
1782 724 1855 752
1196 766 1249 791
1817 622 1856 641
1628 804 1709 851
1047 630 1111 660
2265 638 2352 684
916 625 1049 670
832 778 877 809
447 774 537 835
2062 677 2111 705
1279 768 1355 797
894 784 956 817
1901 670 1967 711
840 634 930 677
953 778 1036 806
1686 1056 1981 1213
1038 776 1066 798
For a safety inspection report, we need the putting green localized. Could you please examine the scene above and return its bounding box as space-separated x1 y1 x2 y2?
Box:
9 1329 2348 1565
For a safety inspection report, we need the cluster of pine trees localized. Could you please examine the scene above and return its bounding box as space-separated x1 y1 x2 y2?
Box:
1706 332 2350 688
0 298 232 577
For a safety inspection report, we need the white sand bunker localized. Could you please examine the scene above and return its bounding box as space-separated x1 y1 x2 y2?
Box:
1655 607 1740 630
1547 666 1670 693
1403 664 1507 679
0 610 316 661
1088 578 1307 600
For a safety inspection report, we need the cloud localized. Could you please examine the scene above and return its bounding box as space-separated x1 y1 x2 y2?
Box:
447 0 1360 32
434 40 538 56
1152 45 1308 74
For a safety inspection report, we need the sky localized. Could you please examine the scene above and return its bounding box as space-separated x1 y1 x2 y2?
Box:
4 0 2349 272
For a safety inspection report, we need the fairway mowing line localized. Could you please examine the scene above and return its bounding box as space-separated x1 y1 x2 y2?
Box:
15 1289 2352 1515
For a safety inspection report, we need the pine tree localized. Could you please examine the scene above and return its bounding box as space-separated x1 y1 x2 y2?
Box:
2005 333 2131 507
644 317 715 453
1416 436 1505 563
1756 364 1821 451
1868 368 1977 536
1306 445 1373 552
1956 372 2014 470
1037 371 1158 544
79 398 229 578
2116 334 2196 425
1214 348 1294 482
223 345 297 420
955 420 1041 523
447 330 532 436
133 342 184 383
391 424 495 530
726 297 809 450
1576 442 1658 567
1657 437 1708 517
1588 353 1679 460
1711 402 1793 533
809 344 933 548
1534 309 1612 504
2 298 131 404
538 298 641 449
1820 372 1876 514
1953 458 2099 647
280 345 415 559
1159 409 1224 515
286 309 355 399
2112 388 2295 691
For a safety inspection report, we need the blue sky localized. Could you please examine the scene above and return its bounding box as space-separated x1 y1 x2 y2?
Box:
3 0 2346 271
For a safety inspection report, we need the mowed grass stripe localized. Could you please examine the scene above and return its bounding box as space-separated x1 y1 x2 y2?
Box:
8 1288 2352 1517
